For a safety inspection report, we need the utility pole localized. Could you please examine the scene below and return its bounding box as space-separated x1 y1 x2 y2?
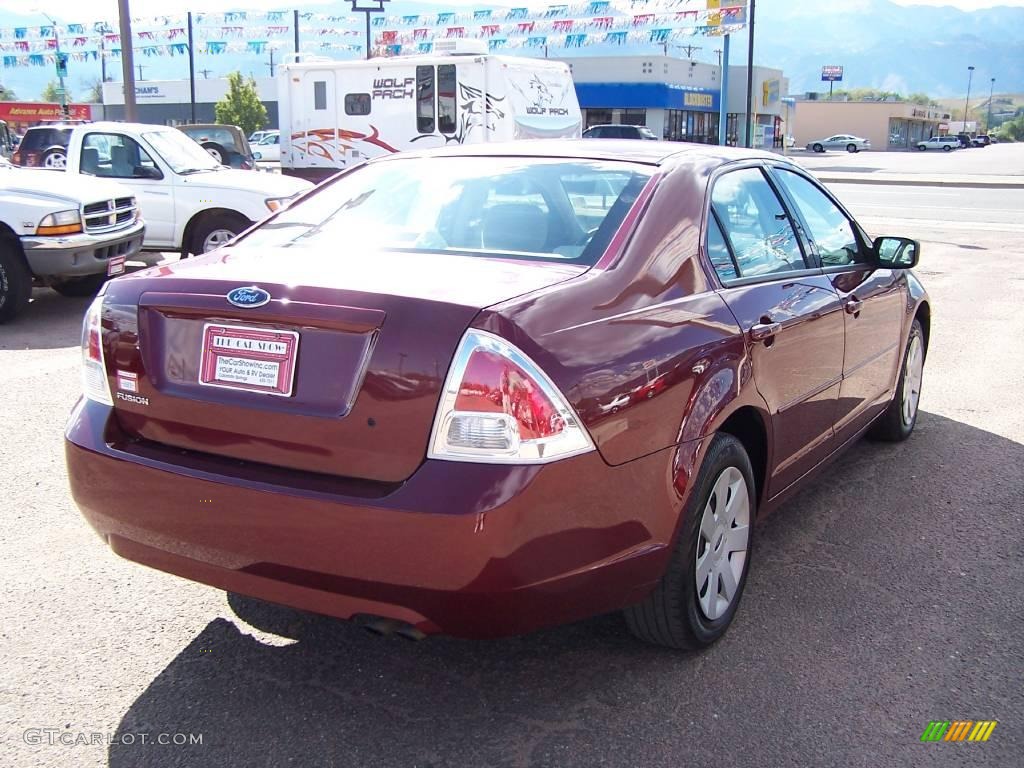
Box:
136 64 145 81
963 65 975 132
986 77 995 132
199 68 212 79
268 48 275 76
187 11 196 123
744 0 756 147
118 0 137 121
714 48 722 68
38 12 68 115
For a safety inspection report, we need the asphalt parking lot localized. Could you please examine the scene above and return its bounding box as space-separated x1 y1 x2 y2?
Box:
2 152 1022 767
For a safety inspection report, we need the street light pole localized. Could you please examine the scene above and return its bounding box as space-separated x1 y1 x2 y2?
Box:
963 65 974 134
986 77 995 132
118 0 137 121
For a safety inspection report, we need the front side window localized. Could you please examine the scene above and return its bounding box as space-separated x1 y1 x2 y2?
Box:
774 169 863 266
416 65 435 133
81 133 158 179
437 64 457 134
344 93 371 116
710 167 806 279
235 157 652 265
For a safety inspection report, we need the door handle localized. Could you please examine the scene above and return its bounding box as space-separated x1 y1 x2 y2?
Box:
750 322 782 342
845 298 863 315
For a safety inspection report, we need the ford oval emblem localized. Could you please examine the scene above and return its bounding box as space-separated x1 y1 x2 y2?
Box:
226 286 271 309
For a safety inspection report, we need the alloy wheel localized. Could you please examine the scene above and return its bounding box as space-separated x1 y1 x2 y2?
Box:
902 334 924 426
44 152 66 169
695 466 751 621
202 229 236 252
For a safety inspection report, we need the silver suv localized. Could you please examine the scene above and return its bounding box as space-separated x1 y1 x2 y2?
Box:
916 136 960 152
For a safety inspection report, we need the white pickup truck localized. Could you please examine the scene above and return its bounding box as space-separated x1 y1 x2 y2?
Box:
63 122 313 255
1 157 146 322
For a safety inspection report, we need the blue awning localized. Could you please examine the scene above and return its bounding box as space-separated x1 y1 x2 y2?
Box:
574 82 720 112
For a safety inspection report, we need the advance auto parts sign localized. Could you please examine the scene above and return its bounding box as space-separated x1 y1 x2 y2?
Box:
0 102 92 122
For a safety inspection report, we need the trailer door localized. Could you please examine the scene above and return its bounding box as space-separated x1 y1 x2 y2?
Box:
295 68 340 171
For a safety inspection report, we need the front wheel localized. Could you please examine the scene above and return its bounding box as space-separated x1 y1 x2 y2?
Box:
812 143 824 153
868 319 925 442
942 145 952 152
917 145 927 151
188 212 251 256
624 433 755 650
0 240 33 322
847 143 858 153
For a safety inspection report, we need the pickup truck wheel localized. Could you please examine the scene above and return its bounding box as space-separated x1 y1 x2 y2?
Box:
43 148 67 169
0 241 32 323
202 142 227 165
51 274 107 298
189 213 251 255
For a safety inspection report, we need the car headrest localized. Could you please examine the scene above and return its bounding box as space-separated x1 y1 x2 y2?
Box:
80 147 100 174
482 203 549 254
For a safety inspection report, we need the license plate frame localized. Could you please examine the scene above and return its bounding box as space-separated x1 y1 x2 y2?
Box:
199 323 300 397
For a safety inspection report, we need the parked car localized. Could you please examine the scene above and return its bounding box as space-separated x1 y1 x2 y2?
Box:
916 136 961 152
955 133 976 149
583 124 659 140
252 132 281 163
64 122 312 254
806 134 871 153
11 124 76 168
0 119 15 159
66 140 929 649
0 160 146 321
248 129 277 144
176 123 255 169
972 134 991 147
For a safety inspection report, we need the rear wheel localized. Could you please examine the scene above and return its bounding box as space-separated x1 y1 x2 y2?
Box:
847 143 858 153
624 433 755 650
43 148 67 169
202 142 226 165
51 274 107 298
813 143 824 153
188 212 251 255
868 319 925 442
0 240 32 322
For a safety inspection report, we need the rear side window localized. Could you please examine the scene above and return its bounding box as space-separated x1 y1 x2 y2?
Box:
313 81 327 111
416 66 435 133
437 64 456 134
344 93 371 116
710 167 806 280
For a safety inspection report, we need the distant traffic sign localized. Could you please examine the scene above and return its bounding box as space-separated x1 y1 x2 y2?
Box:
821 65 844 82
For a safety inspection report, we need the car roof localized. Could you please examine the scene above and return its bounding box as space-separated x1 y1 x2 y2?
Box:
382 139 782 168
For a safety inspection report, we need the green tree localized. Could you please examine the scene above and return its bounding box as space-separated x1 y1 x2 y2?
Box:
214 72 267 136
82 78 103 103
0 83 15 100
41 80 71 102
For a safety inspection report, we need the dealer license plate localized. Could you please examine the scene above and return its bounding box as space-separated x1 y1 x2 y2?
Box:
199 323 299 397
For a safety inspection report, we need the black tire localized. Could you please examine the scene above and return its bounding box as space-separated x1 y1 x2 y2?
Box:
942 145 952 152
812 143 824 153
187 212 251 256
917 145 927 151
868 319 925 442
202 142 227 165
51 274 108 298
0 239 32 322
42 147 67 169
847 143 858 153
624 433 756 650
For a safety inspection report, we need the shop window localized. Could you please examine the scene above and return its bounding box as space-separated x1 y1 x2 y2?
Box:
619 109 646 126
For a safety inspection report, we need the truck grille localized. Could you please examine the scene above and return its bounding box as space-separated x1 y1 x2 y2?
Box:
82 197 137 234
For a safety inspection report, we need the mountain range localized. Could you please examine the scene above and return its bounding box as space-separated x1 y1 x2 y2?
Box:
0 0 1021 102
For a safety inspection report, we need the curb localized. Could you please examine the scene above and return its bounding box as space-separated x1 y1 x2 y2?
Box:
815 175 1024 190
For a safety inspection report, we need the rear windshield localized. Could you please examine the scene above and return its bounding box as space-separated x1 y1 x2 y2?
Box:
22 128 72 150
236 157 653 264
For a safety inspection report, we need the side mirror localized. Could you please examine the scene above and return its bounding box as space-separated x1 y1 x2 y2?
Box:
873 236 919 269
133 165 162 180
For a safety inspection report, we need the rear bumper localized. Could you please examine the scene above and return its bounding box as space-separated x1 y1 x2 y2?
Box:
66 399 688 638
22 219 145 278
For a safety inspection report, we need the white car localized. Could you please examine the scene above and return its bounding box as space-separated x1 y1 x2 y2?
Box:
916 136 960 152
253 133 281 163
806 134 871 153
64 122 311 254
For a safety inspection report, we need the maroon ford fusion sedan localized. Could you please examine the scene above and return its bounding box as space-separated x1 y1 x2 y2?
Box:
65 140 930 649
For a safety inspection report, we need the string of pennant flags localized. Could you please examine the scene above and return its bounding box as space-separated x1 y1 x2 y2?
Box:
0 0 747 69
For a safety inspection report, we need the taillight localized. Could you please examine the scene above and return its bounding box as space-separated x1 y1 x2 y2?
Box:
428 330 594 464
81 295 113 406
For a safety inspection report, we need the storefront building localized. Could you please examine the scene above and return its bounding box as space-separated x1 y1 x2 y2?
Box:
791 99 952 151
0 101 94 133
101 77 278 127
561 55 788 148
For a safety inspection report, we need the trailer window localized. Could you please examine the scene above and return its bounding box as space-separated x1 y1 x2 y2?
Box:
438 65 456 134
416 65 435 133
344 93 371 116
313 81 327 111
